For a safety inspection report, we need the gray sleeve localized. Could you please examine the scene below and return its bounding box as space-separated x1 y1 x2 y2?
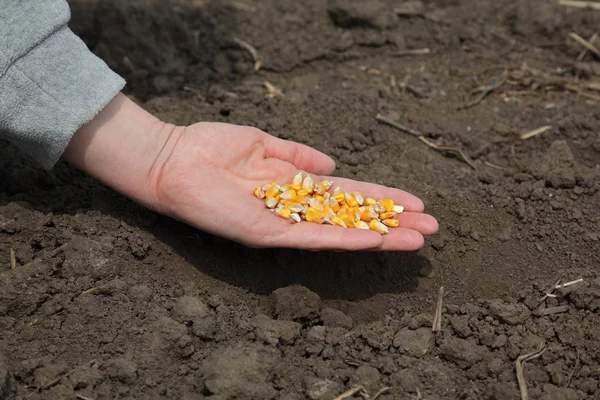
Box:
0 0 126 170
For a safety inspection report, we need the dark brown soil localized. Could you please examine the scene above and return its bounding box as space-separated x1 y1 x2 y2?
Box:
1 0 599 399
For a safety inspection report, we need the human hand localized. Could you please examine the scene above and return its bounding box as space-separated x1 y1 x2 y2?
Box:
64 94 437 251
148 122 438 251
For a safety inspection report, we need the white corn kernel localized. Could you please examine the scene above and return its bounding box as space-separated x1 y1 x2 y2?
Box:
393 205 404 213
265 197 279 209
290 213 301 223
302 175 314 192
355 221 370 230
292 172 303 186
352 192 364 206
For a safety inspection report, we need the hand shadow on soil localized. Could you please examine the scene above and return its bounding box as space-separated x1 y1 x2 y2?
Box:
159 220 429 301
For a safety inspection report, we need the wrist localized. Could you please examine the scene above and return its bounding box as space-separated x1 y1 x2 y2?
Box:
63 93 181 212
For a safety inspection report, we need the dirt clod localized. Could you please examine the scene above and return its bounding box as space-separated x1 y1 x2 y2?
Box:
200 344 277 399
272 285 321 323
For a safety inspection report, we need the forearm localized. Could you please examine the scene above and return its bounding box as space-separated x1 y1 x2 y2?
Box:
63 93 180 212
0 0 125 169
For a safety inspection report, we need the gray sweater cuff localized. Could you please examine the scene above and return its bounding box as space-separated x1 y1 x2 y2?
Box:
0 26 125 170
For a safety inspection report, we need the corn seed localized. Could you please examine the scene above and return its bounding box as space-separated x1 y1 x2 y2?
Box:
382 219 399 227
369 219 389 234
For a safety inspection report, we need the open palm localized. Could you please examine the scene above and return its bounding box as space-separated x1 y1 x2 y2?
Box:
152 122 438 251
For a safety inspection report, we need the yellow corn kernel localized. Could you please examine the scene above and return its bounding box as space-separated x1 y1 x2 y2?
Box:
283 201 304 213
364 197 377 206
360 210 374 222
329 196 341 212
345 193 358 208
290 213 301 223
313 195 325 203
352 192 364 206
355 221 370 230
265 197 279 209
302 175 314 193
369 219 389 234
294 195 310 204
323 204 336 218
305 208 326 223
331 216 347 228
261 181 277 191
382 219 399 228
346 207 359 222
333 186 342 195
379 211 396 220
296 189 309 197
379 198 395 212
276 208 291 219
337 204 349 215
333 192 346 204
292 172 303 186
339 214 355 227
265 186 280 198
393 205 404 213
254 187 265 199
291 184 302 191
279 189 296 200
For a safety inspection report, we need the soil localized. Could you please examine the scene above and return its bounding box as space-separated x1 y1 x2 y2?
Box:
1 0 599 399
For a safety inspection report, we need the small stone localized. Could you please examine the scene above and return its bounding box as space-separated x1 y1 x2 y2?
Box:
272 285 321 322
320 308 353 329
392 327 434 357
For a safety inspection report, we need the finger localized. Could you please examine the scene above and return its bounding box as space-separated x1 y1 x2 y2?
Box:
378 228 425 251
270 222 384 251
396 212 439 235
319 176 425 212
264 136 336 175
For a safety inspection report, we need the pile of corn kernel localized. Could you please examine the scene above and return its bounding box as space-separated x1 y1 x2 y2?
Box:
253 172 403 234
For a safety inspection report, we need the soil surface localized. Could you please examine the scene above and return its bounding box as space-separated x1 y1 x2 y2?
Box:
1 0 599 399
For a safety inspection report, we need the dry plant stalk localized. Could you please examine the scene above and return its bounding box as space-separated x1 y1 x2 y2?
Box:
569 32 600 58
419 137 477 170
577 32 598 61
459 70 507 110
432 286 444 332
558 0 600 10
233 37 262 71
394 48 431 56
515 343 547 400
10 248 16 269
